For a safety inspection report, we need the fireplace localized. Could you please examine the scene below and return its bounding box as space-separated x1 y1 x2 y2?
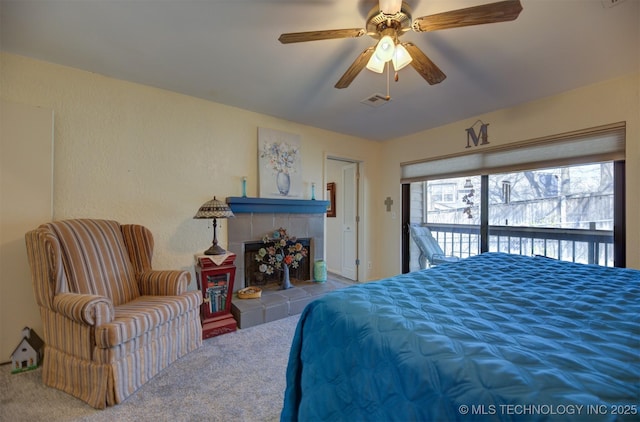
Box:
243 238 311 287
225 197 329 291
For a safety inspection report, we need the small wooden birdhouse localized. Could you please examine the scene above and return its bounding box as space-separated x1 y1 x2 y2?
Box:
11 327 44 374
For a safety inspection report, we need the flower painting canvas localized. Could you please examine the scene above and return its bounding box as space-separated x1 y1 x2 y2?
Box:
258 127 302 198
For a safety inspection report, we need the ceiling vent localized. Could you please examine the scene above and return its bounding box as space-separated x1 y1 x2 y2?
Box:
361 93 391 108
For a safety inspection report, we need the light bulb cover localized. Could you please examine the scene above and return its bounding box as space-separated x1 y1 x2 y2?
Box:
374 35 395 62
366 53 385 73
392 44 412 71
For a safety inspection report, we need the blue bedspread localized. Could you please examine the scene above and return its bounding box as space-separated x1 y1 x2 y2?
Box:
281 253 640 421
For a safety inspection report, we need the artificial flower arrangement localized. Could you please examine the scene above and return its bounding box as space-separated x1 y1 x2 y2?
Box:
260 141 299 175
255 228 308 275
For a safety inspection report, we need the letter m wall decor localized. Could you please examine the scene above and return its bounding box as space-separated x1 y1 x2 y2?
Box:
466 120 490 148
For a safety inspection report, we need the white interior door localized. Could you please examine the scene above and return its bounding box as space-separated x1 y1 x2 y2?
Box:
341 163 358 280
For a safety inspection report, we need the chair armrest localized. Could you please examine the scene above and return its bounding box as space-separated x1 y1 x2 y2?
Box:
52 293 114 326
138 270 191 296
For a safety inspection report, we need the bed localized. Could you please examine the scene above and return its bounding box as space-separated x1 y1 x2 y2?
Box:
281 253 639 421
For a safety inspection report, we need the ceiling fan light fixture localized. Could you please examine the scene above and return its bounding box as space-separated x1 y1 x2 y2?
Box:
366 53 386 73
279 0 523 89
374 35 395 62
392 43 412 71
379 0 402 15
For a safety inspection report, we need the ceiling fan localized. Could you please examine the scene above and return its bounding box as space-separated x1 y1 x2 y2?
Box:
278 0 523 89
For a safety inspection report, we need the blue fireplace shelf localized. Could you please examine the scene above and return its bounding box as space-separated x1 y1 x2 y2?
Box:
226 197 330 214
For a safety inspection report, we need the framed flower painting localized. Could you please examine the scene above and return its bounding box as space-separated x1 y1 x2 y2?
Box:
258 127 302 198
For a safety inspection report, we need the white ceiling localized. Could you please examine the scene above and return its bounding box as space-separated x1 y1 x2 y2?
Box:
1 0 638 141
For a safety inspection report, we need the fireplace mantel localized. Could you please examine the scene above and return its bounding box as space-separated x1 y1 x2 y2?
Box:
226 197 329 214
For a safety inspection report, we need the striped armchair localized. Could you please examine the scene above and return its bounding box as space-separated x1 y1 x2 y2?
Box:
25 219 202 409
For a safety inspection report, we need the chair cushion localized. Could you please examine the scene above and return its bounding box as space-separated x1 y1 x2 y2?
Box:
409 225 445 260
95 291 201 348
46 219 140 306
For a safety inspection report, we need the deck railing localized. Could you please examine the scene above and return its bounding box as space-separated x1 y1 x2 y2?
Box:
423 222 614 267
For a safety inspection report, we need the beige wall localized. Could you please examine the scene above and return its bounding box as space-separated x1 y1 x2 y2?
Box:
0 52 383 342
379 72 640 277
0 100 53 362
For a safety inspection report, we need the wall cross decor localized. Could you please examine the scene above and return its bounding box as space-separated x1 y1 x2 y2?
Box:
384 197 394 212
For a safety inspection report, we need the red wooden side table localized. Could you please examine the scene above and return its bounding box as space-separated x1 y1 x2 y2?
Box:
195 253 238 339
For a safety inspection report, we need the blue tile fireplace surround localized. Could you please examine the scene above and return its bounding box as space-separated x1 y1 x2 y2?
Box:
225 197 333 328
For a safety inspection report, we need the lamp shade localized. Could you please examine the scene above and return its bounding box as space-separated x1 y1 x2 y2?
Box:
374 35 395 62
194 197 234 219
366 53 386 73
392 43 412 71
194 196 234 255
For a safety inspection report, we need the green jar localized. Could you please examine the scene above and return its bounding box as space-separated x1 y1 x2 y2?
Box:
313 260 327 283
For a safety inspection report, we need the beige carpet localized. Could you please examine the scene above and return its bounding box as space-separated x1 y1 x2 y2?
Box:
0 314 301 422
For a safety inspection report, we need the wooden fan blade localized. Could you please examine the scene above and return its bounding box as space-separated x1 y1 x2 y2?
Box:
412 0 522 32
278 28 366 44
335 47 375 89
403 42 446 85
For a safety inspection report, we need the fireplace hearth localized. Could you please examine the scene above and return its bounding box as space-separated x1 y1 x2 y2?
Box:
223 197 334 329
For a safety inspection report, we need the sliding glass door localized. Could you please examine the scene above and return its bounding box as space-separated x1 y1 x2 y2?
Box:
405 175 481 273
403 161 624 272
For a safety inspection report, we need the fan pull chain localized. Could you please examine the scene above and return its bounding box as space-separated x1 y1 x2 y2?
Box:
385 62 391 101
